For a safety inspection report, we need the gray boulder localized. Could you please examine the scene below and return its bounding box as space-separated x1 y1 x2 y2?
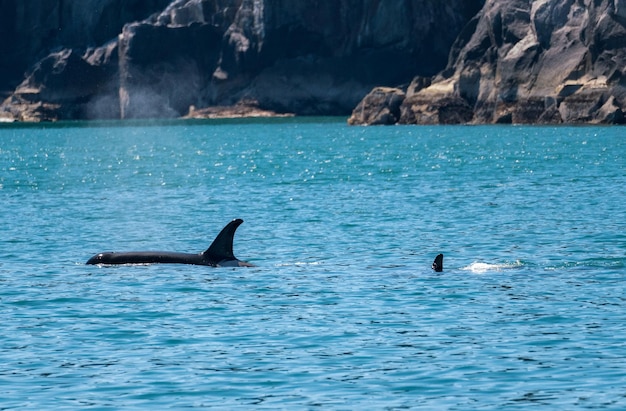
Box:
348 87 406 125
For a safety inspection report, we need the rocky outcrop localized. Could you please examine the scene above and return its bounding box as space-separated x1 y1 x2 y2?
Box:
0 0 171 94
0 0 172 121
7 0 626 125
184 99 294 118
0 0 481 121
2 43 120 121
118 20 222 119
347 87 406 125
351 0 626 125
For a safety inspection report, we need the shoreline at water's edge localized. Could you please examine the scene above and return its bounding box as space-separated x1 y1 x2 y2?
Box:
0 115 350 129
4 113 626 128
182 103 295 120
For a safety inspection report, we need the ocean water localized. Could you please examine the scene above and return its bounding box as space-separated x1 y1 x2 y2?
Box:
1 118 625 409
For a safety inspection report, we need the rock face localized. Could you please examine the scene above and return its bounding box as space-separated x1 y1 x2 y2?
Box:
347 87 406 125
0 0 171 93
0 0 172 120
350 0 626 125
0 0 481 121
6 0 626 124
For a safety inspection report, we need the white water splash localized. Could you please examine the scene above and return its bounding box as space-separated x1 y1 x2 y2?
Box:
461 260 523 273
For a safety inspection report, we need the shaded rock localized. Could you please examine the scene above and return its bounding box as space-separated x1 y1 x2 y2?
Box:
1 0 482 121
215 55 374 116
1 44 119 121
354 0 626 125
206 0 483 117
347 87 405 125
595 95 624 124
0 0 171 95
495 97 551 124
118 21 222 119
396 77 473 124
405 76 432 98
399 95 473 125
558 86 624 124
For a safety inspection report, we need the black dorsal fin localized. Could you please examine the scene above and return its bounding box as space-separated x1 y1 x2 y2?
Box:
203 219 244 263
432 254 443 272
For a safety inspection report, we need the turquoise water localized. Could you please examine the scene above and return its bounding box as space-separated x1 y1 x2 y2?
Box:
1 119 625 409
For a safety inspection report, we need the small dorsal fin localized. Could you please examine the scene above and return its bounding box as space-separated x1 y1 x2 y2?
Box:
432 254 443 272
203 219 244 264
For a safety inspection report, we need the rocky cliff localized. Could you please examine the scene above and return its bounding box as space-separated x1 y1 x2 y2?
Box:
349 0 626 125
0 0 481 121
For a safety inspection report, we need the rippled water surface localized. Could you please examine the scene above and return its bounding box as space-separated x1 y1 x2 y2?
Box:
1 119 625 409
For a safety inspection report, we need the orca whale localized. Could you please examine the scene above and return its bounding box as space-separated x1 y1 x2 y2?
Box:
86 219 253 267
432 254 443 272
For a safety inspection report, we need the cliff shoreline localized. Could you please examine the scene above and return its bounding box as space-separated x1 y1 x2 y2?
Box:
0 0 480 122
348 0 626 125
2 0 625 125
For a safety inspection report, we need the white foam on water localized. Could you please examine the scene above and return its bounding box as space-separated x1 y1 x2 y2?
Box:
461 260 523 273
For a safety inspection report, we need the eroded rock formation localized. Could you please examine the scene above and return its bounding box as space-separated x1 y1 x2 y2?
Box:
350 0 626 125
0 0 481 121
8 0 622 125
